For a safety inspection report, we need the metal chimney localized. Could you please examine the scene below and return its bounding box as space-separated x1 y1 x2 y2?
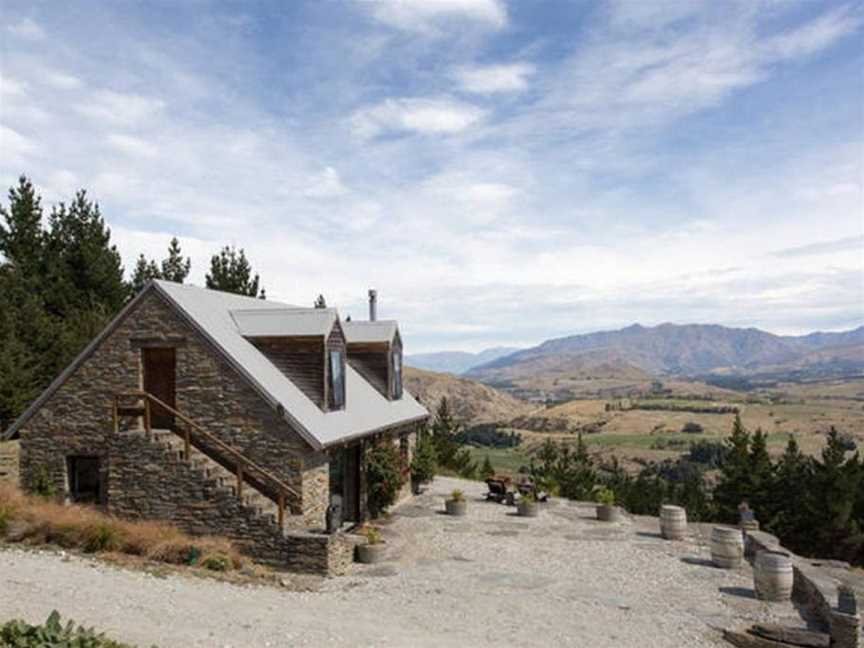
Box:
368 289 377 321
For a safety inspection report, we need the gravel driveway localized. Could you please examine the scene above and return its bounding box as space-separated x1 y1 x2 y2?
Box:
0 477 798 647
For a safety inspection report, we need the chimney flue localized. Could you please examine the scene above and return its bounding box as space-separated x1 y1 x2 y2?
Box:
368 289 377 322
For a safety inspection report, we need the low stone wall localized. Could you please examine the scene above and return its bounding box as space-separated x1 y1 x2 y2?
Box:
285 530 357 576
746 530 861 646
0 440 20 487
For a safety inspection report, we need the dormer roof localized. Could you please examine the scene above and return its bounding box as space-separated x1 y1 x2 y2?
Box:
343 320 398 345
231 307 338 338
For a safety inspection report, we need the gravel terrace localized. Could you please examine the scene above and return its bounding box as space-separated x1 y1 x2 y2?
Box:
0 477 804 647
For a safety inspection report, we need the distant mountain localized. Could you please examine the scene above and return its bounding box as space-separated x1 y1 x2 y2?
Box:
403 367 532 423
406 347 521 375
466 323 864 383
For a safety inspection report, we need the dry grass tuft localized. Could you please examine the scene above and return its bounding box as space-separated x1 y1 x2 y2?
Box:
0 485 245 571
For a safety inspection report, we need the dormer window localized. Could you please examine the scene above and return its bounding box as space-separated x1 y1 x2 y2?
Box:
329 349 345 409
391 348 403 400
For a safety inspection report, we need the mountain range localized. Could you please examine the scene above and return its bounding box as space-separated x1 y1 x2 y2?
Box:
412 323 864 383
406 347 520 375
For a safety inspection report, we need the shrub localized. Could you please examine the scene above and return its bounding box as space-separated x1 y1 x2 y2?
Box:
480 455 495 480
450 489 465 502
201 553 231 572
0 610 132 648
410 431 437 484
592 486 615 506
365 443 405 517
681 421 704 434
359 525 383 545
30 466 56 498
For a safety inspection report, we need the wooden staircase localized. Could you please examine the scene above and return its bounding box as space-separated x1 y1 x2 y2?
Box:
113 391 301 532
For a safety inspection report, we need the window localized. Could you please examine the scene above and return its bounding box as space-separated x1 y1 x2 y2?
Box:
67 456 101 504
329 350 345 409
392 348 403 399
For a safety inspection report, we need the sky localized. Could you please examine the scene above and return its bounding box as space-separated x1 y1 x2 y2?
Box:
1 0 863 353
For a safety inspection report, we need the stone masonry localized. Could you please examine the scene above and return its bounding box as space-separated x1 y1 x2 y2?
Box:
0 440 20 487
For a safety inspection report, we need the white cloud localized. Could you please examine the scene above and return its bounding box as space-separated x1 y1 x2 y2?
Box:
75 90 165 125
303 167 348 198
43 71 83 90
453 63 534 94
7 18 45 41
366 0 507 32
350 97 485 138
0 124 37 161
106 133 159 158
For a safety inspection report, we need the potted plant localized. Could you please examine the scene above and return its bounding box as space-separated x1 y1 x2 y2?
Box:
517 491 539 517
355 525 387 564
593 486 621 522
445 489 467 516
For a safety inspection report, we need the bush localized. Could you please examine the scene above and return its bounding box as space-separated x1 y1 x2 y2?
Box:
365 442 405 517
681 421 704 434
688 440 729 468
480 456 495 480
410 430 437 484
0 610 132 648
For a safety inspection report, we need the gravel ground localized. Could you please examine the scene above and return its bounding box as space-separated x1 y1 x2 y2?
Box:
0 477 800 647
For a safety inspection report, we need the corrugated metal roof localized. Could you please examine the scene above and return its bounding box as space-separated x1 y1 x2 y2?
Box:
343 320 398 344
154 281 426 448
231 307 338 337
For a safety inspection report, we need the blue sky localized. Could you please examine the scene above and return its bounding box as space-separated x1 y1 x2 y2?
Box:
1 0 862 353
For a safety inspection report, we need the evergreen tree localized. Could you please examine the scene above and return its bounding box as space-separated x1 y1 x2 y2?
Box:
747 427 774 516
314 294 327 308
713 414 753 522
130 254 161 295
205 245 263 297
160 237 190 284
766 436 810 546
0 176 44 279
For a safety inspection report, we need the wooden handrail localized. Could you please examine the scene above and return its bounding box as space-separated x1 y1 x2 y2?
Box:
113 390 298 527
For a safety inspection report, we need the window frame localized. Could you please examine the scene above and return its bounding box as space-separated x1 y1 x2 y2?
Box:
391 347 403 400
329 349 345 410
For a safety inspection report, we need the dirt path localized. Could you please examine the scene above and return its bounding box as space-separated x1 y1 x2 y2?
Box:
0 478 799 647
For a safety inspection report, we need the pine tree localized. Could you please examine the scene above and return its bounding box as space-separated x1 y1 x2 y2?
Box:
747 427 774 516
205 245 263 297
766 436 810 548
130 254 161 295
713 414 753 522
160 237 190 283
0 176 44 279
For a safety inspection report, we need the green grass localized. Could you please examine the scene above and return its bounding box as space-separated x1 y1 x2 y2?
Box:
464 446 530 476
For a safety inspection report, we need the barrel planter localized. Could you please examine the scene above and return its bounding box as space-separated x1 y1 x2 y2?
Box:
710 526 744 569
659 505 687 540
597 504 623 523
356 542 387 564
517 500 539 517
445 499 467 516
754 551 793 602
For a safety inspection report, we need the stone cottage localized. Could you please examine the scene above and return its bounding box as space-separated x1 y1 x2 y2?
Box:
1 280 428 573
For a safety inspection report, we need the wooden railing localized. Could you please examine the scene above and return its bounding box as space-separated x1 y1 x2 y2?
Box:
112 390 299 528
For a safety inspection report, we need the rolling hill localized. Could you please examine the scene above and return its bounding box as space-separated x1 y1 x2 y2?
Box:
404 367 533 424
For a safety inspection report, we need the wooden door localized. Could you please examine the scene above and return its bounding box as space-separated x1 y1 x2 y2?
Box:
343 445 362 522
142 347 176 429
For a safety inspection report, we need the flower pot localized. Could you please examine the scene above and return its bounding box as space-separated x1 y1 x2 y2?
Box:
356 542 387 564
517 500 539 517
445 499 467 516
596 504 622 522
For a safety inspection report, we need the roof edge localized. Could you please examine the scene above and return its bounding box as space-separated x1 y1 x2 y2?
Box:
1 282 160 441
320 412 430 449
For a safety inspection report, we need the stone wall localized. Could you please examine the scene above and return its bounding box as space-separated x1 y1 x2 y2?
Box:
17 289 327 523
0 440 20 487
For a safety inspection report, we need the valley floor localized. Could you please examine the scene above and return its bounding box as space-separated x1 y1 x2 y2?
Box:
0 478 805 648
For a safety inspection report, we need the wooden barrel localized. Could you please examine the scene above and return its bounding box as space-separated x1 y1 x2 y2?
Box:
754 551 793 601
659 505 687 540
710 526 744 568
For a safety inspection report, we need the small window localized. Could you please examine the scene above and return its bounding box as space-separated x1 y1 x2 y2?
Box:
392 349 403 399
329 350 345 409
67 456 101 504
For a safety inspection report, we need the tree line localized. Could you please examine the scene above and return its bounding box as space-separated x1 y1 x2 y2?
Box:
428 397 864 565
0 176 266 431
